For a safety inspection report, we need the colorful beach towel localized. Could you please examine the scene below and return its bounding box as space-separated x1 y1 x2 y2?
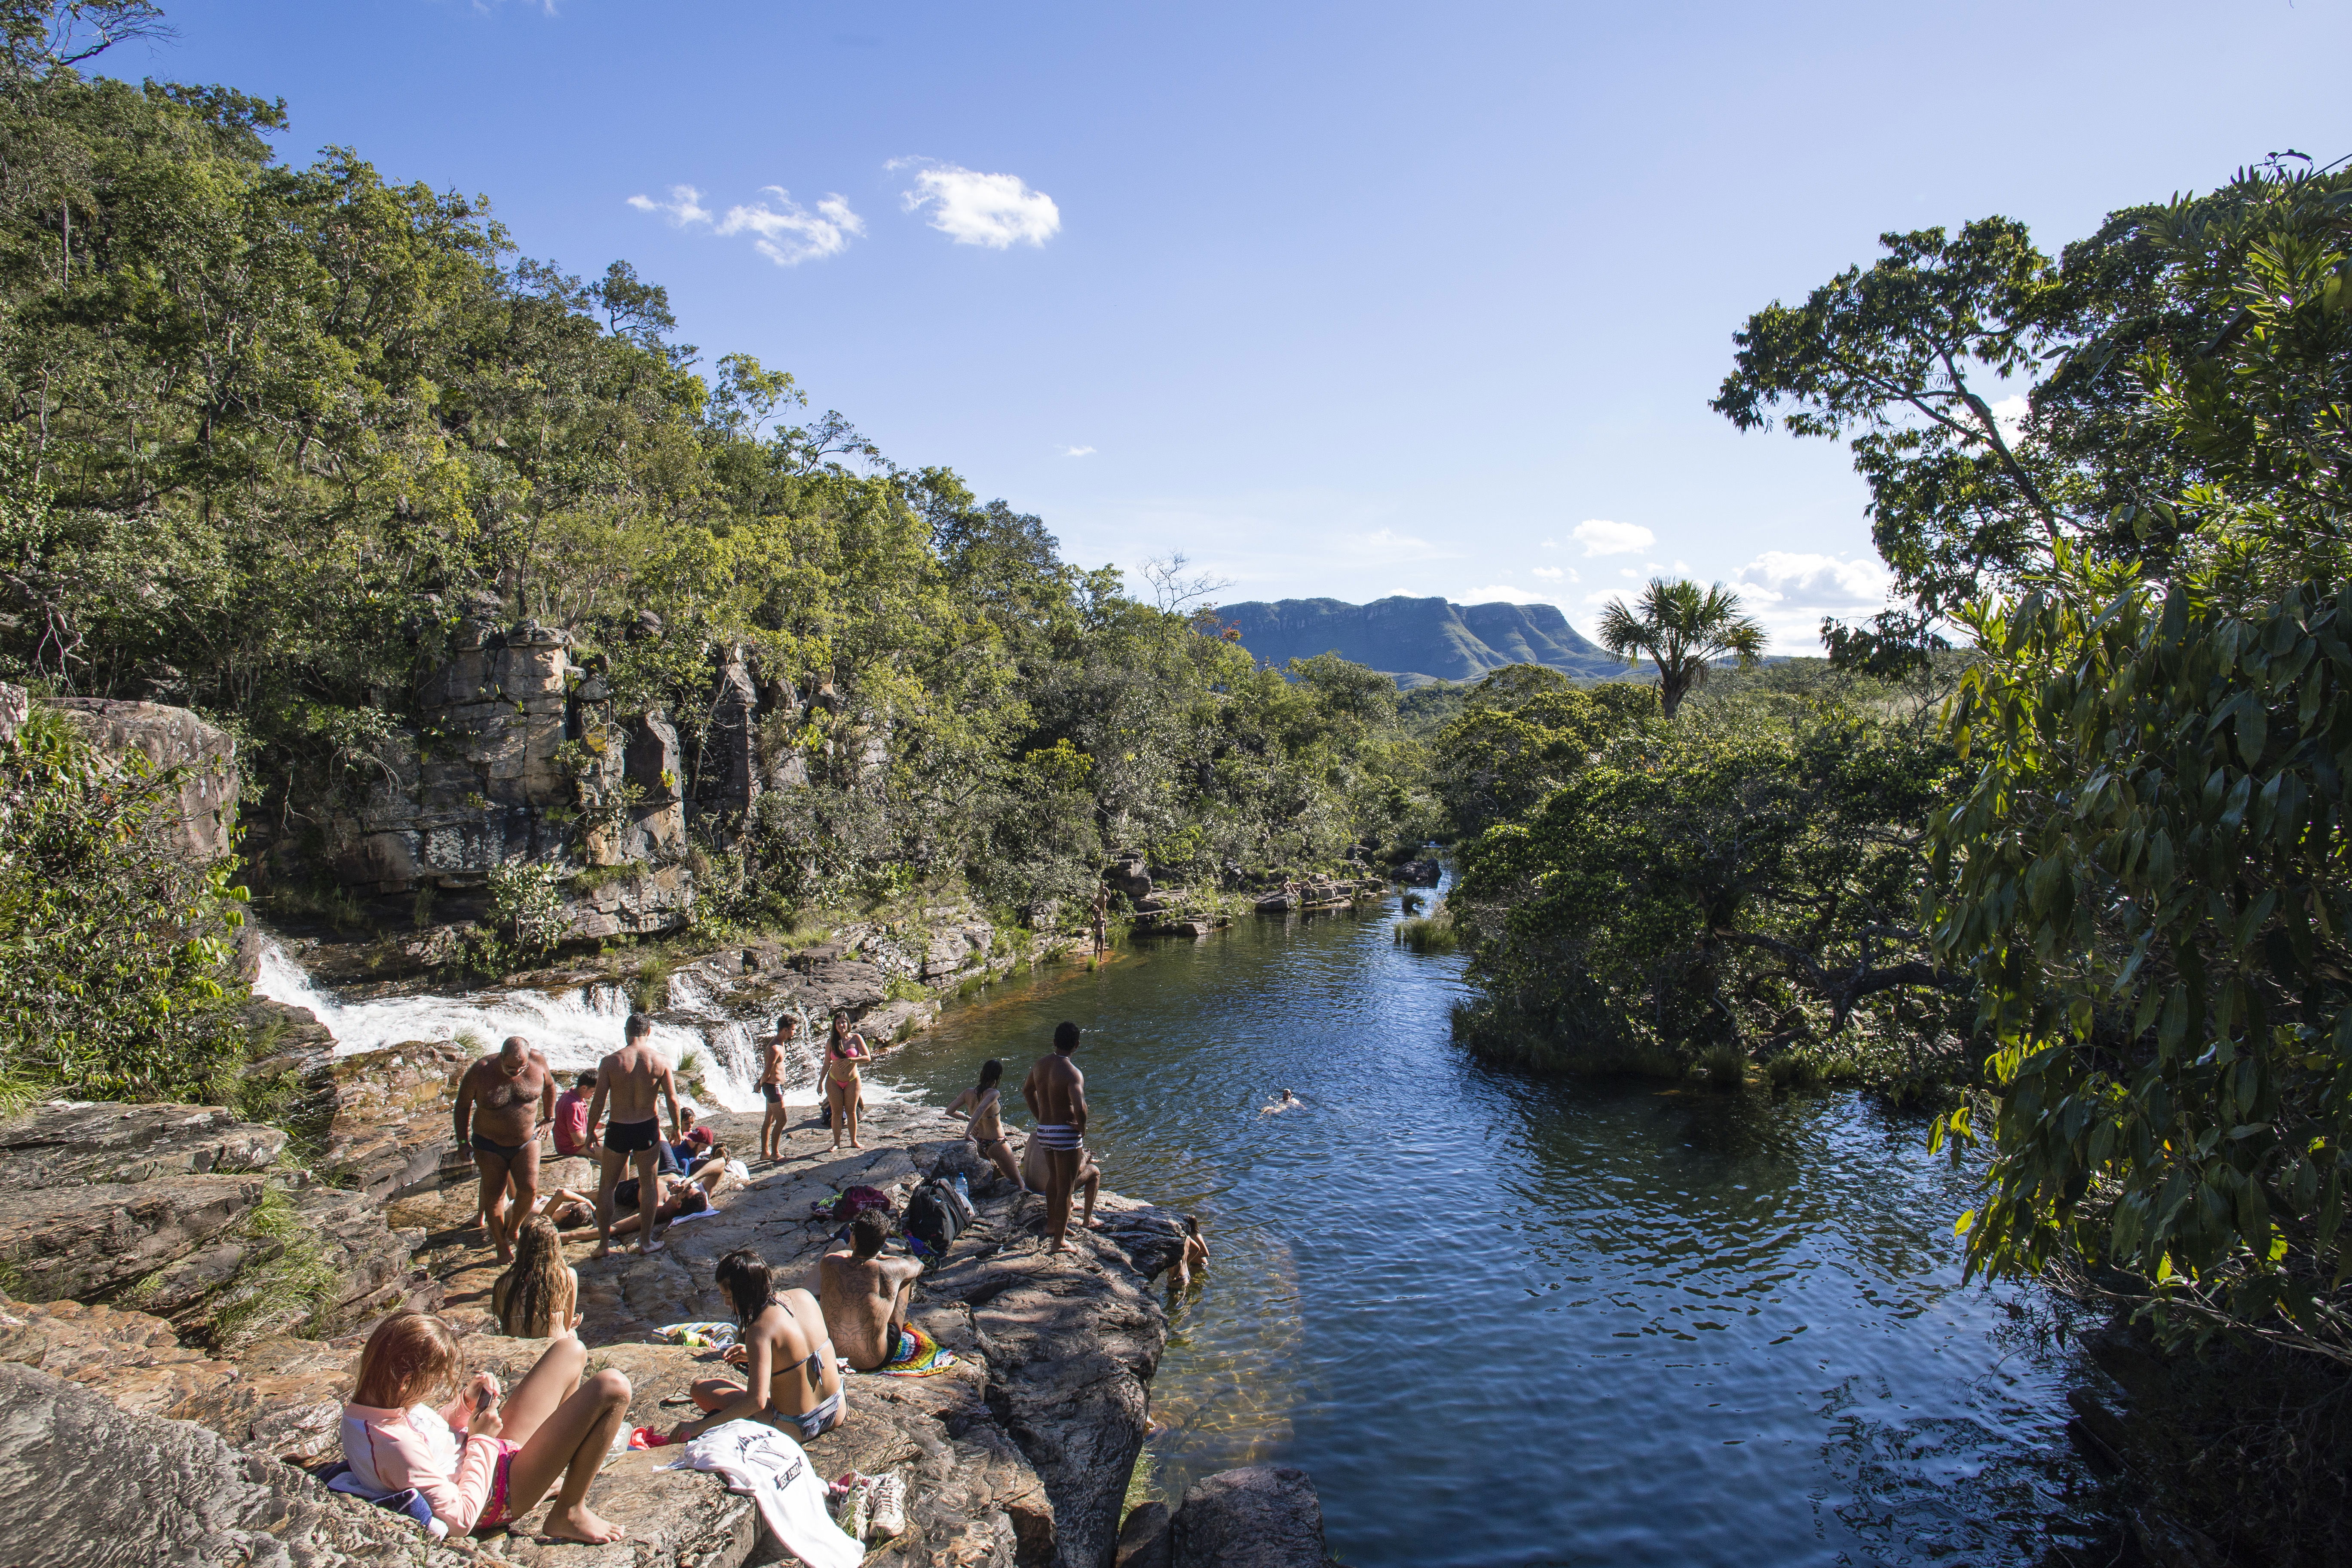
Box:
873 1323 957 1377
654 1320 738 1351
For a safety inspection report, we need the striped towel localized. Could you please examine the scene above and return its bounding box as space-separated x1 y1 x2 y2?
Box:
873 1323 957 1377
654 1320 738 1351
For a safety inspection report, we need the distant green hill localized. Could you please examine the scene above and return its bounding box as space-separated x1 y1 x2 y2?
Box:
1217 596 1623 686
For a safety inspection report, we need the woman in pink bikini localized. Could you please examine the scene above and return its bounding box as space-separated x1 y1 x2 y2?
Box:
339 1310 631 1544
825 1011 870 1152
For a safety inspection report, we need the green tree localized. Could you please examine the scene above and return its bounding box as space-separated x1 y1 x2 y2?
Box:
0 705 248 1100
1595 579 1764 718
1927 159 2352 1361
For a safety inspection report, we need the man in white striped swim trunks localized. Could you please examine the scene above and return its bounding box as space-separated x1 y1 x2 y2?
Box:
1020 1021 1090 1254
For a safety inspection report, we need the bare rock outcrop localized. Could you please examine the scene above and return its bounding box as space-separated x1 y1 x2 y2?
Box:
0 1102 434 1344
1168 1466 1328 1568
0 1360 452 1568
46 696 240 861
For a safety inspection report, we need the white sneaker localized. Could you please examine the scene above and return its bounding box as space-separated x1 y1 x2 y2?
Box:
831 1471 875 1540
867 1469 906 1539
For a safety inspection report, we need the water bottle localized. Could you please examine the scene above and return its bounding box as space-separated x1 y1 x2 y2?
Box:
952 1173 971 1207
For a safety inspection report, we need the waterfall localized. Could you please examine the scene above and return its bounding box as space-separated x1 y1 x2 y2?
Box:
251 937 794 1113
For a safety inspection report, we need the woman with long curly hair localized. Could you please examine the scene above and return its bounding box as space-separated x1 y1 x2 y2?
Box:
492 1215 580 1339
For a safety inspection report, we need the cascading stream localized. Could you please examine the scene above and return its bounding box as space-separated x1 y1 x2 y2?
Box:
252 937 831 1112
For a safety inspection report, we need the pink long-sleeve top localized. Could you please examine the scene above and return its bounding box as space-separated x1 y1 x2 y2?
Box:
340 1400 498 1531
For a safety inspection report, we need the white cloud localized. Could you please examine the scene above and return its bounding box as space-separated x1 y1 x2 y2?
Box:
1460 584 1559 606
894 161 1060 248
1538 538 1562 550
1343 528 1452 565
1729 551 1893 609
627 184 714 227
629 183 863 266
1988 394 2029 447
1571 518 1654 557
1530 565 1566 581
717 189 865 266
1063 445 1096 457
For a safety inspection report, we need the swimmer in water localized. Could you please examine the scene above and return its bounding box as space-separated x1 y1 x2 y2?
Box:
1260 1088 1301 1115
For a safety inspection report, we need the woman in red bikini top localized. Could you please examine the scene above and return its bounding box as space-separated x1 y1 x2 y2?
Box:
825 1011 869 1152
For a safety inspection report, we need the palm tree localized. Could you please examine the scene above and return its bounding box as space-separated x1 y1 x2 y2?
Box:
1596 579 1766 719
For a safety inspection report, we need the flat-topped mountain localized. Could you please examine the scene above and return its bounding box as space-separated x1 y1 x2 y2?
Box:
1217 595 1621 686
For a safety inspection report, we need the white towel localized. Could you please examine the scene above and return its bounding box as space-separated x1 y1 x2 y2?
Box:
680 1420 861 1568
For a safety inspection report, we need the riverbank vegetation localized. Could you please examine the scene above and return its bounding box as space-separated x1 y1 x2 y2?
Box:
0 9 1433 911
1434 152 2352 1560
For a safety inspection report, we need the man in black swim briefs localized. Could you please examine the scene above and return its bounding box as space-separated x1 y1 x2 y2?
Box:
586 1012 683 1257
453 1035 555 1265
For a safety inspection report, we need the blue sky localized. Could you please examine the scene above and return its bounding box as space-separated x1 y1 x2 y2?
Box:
137 0 2352 646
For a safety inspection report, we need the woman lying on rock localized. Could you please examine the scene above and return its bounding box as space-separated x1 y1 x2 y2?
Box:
340 1308 631 1544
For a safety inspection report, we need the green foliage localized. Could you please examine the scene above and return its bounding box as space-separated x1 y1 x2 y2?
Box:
487 860 567 956
1712 156 2352 672
1431 665 1655 837
1595 580 1766 718
1453 691 1965 1077
1393 910 1457 955
1919 157 2352 1361
0 31 1422 960
0 705 249 1099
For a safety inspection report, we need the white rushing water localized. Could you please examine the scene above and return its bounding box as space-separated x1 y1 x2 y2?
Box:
252 938 826 1113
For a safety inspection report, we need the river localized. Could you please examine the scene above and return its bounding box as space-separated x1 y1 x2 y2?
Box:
872 880 2110 1568
258 880 2110 1565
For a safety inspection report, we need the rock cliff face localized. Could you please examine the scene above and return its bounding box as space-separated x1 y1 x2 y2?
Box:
310 609 698 941
0 683 241 862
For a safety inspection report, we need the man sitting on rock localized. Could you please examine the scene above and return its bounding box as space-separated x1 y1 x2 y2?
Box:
813 1210 925 1372
551 1069 600 1160
453 1034 555 1265
588 1013 683 1257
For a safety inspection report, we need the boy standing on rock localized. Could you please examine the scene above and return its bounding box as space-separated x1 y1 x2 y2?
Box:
759 1012 798 1163
453 1035 555 1265
588 1013 683 1257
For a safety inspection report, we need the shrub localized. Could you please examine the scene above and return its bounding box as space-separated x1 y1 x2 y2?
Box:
0 708 250 1102
1394 912 1458 954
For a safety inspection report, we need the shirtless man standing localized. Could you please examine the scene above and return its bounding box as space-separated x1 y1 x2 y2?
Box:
1021 1021 1091 1253
814 1210 925 1370
453 1035 555 1264
758 1013 798 1163
587 1013 682 1258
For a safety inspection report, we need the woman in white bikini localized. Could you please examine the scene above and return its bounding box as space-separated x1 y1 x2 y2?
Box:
944 1059 1026 1192
673 1247 845 1443
825 1011 869 1152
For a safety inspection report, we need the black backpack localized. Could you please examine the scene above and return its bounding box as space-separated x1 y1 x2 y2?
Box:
904 1179 965 1253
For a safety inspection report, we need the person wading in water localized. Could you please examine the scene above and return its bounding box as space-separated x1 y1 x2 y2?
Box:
1021 1021 1090 1254
759 1013 798 1163
824 1011 869 1153
453 1035 554 1265
587 1013 682 1257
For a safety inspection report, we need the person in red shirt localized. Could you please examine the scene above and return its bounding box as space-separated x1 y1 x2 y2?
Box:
551 1070 600 1160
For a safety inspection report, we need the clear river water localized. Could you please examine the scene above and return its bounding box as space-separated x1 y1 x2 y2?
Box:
258 876 2115 1565
871 879 2111 1568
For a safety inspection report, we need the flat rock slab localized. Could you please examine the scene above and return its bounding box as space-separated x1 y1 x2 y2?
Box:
0 1102 288 1187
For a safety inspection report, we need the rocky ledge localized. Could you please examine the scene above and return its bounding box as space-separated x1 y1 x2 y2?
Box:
0 1089 1328 1568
